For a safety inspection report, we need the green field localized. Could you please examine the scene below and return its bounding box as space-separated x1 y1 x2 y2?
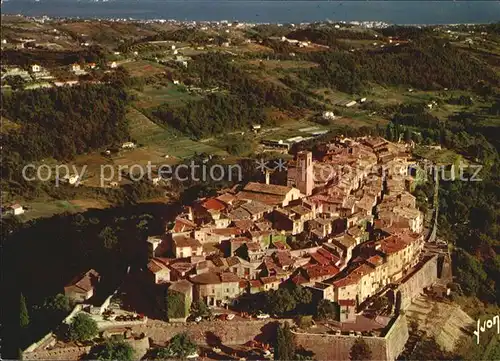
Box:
131 84 198 109
18 200 82 221
127 107 228 159
413 145 463 166
121 60 167 77
258 119 329 142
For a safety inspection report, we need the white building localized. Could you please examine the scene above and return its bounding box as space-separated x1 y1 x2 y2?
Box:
9 204 24 216
122 141 136 149
322 111 336 120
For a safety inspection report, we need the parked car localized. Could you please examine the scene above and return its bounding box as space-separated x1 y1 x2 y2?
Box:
186 352 199 359
212 347 222 353
194 316 202 323
256 313 270 319
226 313 235 320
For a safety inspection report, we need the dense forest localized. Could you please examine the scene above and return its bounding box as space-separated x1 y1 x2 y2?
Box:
150 53 319 138
1 46 107 68
384 91 500 307
299 40 498 93
0 202 176 357
151 93 266 139
287 27 378 47
1 84 130 187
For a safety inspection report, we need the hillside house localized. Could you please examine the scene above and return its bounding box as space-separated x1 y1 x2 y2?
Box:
9 204 24 216
190 271 241 306
173 235 203 259
121 142 136 149
64 269 100 303
166 280 193 321
147 258 171 284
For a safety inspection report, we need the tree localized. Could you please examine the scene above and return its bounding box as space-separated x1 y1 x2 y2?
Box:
44 294 72 314
4 75 25 91
190 299 211 319
275 322 295 360
349 338 372 361
372 296 389 312
99 226 118 250
96 340 134 361
290 285 312 305
394 291 402 315
315 300 338 321
296 315 314 329
20 293 30 328
167 291 188 320
266 288 297 315
158 332 197 358
67 313 98 341
404 128 412 143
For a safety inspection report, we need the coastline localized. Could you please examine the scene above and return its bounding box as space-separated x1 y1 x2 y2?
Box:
1 0 499 25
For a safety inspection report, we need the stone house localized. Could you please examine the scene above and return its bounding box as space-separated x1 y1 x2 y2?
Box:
64 269 100 303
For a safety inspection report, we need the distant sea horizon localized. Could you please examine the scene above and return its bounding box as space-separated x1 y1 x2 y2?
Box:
1 1 500 25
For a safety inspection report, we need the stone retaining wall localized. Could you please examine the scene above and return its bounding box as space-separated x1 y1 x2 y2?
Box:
134 319 292 346
22 346 91 361
397 255 439 310
294 315 409 361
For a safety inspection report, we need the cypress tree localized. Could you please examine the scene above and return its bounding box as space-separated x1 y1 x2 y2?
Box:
275 322 295 360
20 293 29 328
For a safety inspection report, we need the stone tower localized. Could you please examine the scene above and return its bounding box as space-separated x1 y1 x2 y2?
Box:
296 151 313 196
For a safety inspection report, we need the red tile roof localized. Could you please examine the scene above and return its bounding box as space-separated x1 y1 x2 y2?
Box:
246 242 262 252
291 273 309 285
310 252 330 266
202 198 227 211
211 227 243 236
317 248 341 264
236 191 285 206
332 263 374 287
191 271 240 284
250 279 263 288
217 193 236 204
173 235 202 248
261 276 279 284
232 220 255 231
220 272 241 283
169 280 192 294
172 217 196 233
377 233 418 255
169 262 195 274
243 182 293 196
272 240 287 250
273 251 293 267
147 258 170 274
304 264 339 280
65 269 99 293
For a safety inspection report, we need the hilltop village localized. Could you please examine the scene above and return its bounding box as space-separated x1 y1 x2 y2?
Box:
145 136 428 314
4 15 499 361
22 137 458 361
